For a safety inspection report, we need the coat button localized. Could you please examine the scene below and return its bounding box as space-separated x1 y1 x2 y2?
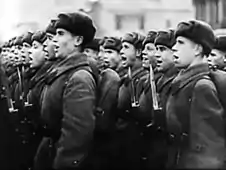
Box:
22 140 27 144
125 110 129 113
15 128 19 132
140 132 144 136
73 160 78 164
141 157 147 161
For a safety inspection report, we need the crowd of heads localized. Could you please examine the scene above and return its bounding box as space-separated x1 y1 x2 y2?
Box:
2 11 226 72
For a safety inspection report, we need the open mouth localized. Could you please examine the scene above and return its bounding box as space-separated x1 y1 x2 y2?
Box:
121 55 127 61
173 55 179 60
156 59 162 66
43 48 49 56
54 45 59 54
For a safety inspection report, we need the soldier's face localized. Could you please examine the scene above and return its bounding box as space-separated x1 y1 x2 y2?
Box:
14 45 22 56
120 42 136 68
104 48 121 70
208 49 226 69
53 28 76 58
97 45 105 68
84 48 99 60
29 40 45 68
142 43 156 69
1 48 7 57
172 36 196 69
21 42 32 61
43 33 56 60
98 46 105 59
155 45 174 72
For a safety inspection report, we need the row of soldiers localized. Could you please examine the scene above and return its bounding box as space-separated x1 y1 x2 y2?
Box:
0 11 226 170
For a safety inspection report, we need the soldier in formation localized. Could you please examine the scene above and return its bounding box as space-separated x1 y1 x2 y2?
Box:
0 10 226 170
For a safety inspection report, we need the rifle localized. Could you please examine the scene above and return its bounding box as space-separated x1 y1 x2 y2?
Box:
149 64 162 111
128 67 140 108
148 64 162 128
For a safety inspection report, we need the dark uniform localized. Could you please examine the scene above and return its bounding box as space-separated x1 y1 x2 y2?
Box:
34 53 97 170
0 60 20 169
34 11 97 170
166 20 226 169
115 64 150 169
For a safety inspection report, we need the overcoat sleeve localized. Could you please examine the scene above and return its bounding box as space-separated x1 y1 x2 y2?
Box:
53 69 96 169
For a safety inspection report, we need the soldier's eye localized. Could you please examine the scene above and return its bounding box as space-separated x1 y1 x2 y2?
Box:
57 31 64 36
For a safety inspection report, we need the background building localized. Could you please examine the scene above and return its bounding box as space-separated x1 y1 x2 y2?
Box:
193 0 226 29
0 0 195 41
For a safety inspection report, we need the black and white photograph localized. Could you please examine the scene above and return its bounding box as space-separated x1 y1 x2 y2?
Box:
0 0 226 169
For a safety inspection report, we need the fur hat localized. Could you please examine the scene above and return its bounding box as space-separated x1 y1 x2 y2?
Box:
13 35 24 46
46 19 57 35
175 20 216 55
103 37 122 52
84 38 100 51
213 35 226 52
143 31 157 47
55 11 96 46
121 32 145 50
154 30 176 49
22 32 33 46
32 30 47 44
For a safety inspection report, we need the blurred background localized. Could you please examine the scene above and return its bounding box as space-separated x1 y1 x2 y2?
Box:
0 0 225 42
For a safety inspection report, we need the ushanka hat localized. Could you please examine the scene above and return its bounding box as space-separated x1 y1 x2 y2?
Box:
175 20 216 55
84 38 100 51
143 31 157 46
213 35 226 52
31 30 47 44
46 19 57 35
121 32 145 50
154 30 176 49
22 32 33 46
55 11 96 46
103 37 122 52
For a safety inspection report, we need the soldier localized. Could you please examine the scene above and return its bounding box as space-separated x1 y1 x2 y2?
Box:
0 42 17 170
167 20 226 168
155 30 179 115
97 36 108 71
83 38 101 76
114 32 150 169
208 35 226 71
44 19 57 61
142 31 157 70
83 38 100 60
144 29 179 169
102 37 125 76
34 11 97 170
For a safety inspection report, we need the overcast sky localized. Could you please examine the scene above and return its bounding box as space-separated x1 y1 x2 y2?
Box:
0 0 20 41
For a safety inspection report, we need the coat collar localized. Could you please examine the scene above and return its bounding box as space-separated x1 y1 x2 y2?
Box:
157 66 179 93
29 62 53 89
170 63 210 95
45 52 90 85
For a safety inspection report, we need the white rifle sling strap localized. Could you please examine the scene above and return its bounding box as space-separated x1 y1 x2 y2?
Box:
149 64 160 110
128 67 139 108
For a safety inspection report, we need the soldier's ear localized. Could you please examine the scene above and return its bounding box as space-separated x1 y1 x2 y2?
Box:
223 54 226 63
194 44 204 57
73 36 84 47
